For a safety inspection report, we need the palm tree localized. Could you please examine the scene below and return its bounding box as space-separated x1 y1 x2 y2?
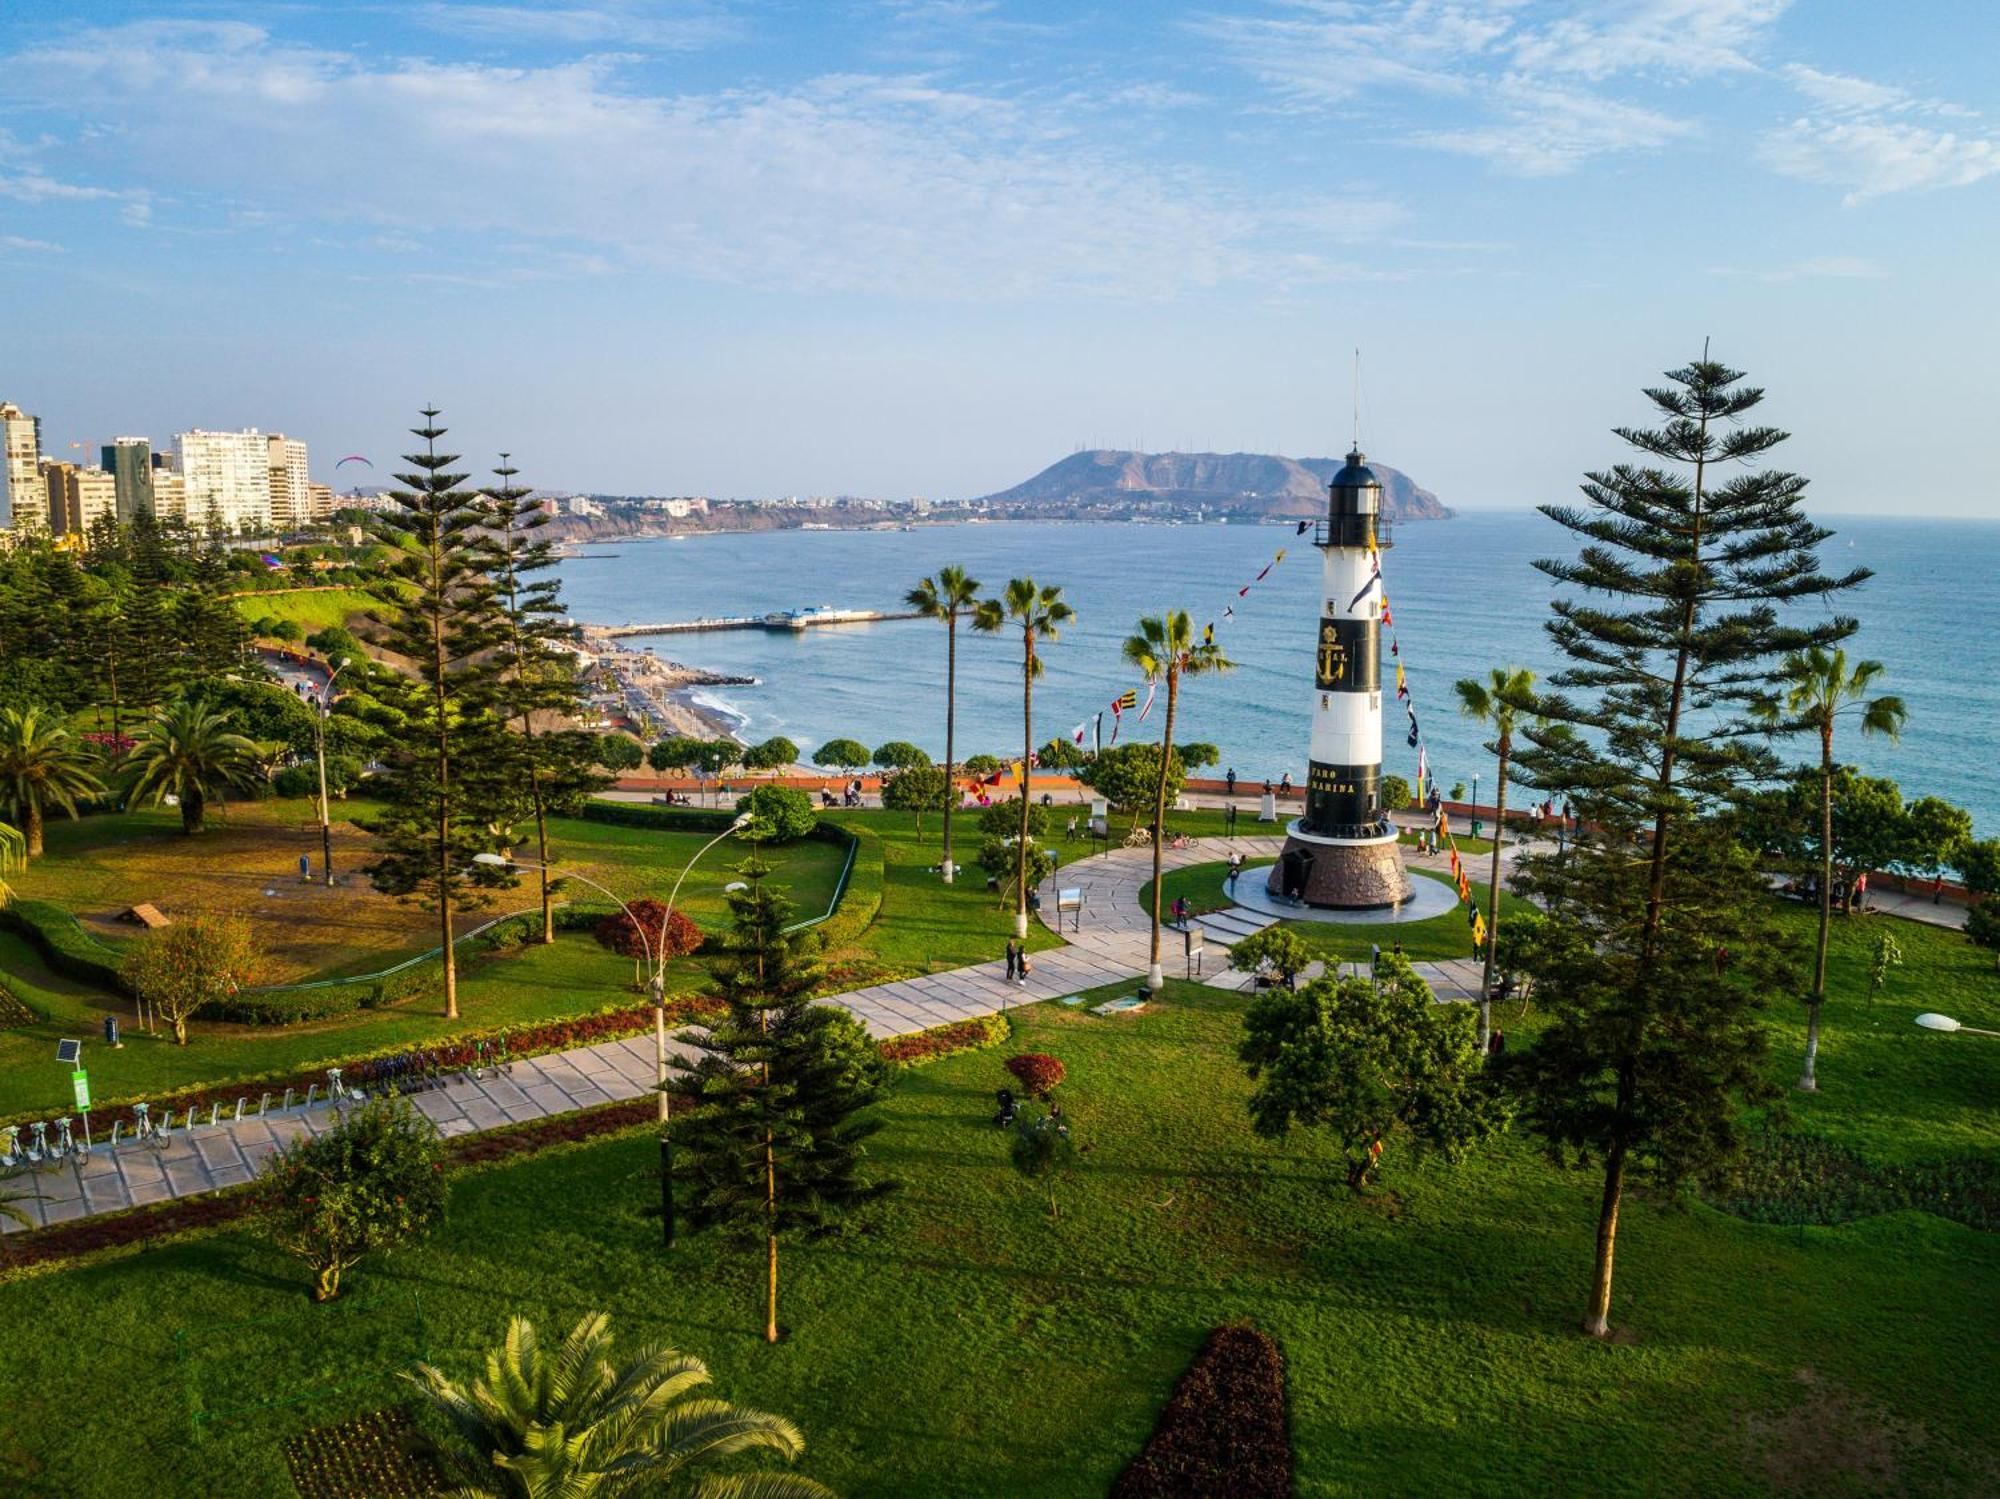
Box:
906 564 982 885
121 697 268 835
0 705 106 858
0 820 21 908
1453 666 1538 1052
973 579 1073 939
1762 647 1905 1092
1123 610 1234 990
403 1312 835 1499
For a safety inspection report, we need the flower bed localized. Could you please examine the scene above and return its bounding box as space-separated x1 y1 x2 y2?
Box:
284 1405 445 1499
1111 1324 1292 1499
1707 1129 2000 1233
878 1013 1008 1067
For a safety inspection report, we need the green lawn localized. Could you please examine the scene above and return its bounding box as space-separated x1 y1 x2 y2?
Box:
0 806 847 1120
234 586 384 634
2 979 1993 1496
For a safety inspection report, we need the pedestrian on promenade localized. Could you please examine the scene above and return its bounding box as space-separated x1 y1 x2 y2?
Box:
1280 771 1293 798
1226 767 1237 795
1226 852 1243 894
1225 803 1238 835
1017 947 1032 984
1003 938 1019 981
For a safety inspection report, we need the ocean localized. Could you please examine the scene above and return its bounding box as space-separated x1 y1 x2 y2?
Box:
554 512 2000 838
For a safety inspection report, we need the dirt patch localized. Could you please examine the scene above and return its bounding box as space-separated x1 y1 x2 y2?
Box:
1743 1366 1926 1494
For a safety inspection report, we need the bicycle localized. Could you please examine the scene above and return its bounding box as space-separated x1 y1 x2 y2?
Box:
0 1124 19 1169
47 1115 84 1163
129 1102 170 1150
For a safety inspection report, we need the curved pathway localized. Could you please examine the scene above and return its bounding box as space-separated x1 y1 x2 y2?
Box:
3 832 1503 1234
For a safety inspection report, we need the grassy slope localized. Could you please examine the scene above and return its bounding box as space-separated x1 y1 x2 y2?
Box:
0 979 1993 1497
0 809 845 1118
233 586 382 634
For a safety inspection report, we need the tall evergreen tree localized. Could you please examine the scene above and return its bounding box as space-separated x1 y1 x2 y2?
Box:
480 453 601 943
1505 353 1866 1339
364 409 511 1020
673 859 893 1344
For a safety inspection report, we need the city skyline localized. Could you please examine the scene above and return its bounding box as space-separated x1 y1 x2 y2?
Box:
3 2 1996 515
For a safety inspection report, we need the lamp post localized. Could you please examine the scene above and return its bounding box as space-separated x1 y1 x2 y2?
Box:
474 810 749 1249
1471 772 1481 842
312 657 351 886
1915 1012 2000 1037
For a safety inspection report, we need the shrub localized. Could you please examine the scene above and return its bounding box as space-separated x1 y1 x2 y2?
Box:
1112 1325 1291 1499
735 783 817 842
979 836 1054 898
741 735 799 771
1381 773 1413 810
260 1096 447 1301
872 739 931 771
961 753 1002 776
597 733 645 772
1226 927 1313 989
814 737 870 773
272 755 362 800
978 797 1048 840
593 900 704 962
121 910 265 1045
1010 1106 1080 1218
1004 1052 1066 1100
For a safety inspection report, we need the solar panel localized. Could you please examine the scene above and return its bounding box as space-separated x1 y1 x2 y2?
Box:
55 1039 82 1065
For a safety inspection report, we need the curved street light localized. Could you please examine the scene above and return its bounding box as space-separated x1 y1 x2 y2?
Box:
311 656 351 886
1915 1012 2000 1037
474 810 751 1247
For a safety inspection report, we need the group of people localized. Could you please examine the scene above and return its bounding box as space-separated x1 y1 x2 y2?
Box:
1221 768 1293 798
1002 937 1034 984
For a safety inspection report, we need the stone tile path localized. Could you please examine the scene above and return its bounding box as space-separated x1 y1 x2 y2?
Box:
2 832 1507 1233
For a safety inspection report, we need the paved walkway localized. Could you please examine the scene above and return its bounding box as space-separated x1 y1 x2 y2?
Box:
1 833 1504 1234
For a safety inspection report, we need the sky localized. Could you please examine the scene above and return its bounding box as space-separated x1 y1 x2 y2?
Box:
2 1 1996 514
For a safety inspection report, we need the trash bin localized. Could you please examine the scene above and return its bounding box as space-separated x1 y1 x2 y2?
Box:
104 1014 121 1048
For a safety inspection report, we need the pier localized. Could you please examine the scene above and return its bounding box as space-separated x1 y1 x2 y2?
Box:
589 607 920 639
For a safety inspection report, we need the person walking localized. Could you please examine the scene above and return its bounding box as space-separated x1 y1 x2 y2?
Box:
1226 852 1243 895
1225 767 1237 796
1003 938 1019 982
1280 771 1293 798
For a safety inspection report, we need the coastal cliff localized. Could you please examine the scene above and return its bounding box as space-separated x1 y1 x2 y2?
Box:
979 450 1451 521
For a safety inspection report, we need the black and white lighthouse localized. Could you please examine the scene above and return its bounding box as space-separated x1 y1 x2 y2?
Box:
1269 450 1413 909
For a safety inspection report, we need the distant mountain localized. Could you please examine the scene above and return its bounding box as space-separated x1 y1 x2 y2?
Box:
978 449 1451 521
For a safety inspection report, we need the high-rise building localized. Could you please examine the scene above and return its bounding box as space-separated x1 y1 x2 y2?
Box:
2 401 45 532
306 481 335 520
151 468 188 522
102 437 155 522
178 428 276 531
41 462 118 537
267 434 310 530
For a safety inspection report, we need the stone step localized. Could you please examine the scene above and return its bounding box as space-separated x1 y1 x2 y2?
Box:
1194 908 1276 941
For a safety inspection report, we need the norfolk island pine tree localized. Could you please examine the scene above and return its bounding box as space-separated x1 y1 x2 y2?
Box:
1505 352 1868 1339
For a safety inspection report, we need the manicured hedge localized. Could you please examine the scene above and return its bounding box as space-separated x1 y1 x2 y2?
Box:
1112 1325 1292 1499
0 900 130 994
813 821 882 949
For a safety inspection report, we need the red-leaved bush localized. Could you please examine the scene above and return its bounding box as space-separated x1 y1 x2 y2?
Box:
594 900 705 961
1112 1325 1291 1499
1005 1052 1067 1099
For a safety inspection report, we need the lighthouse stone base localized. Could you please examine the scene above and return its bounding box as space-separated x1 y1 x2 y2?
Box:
1267 822 1412 910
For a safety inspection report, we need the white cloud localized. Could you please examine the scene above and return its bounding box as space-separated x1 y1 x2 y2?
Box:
415 3 744 49
1194 0 1783 174
1761 117 2000 204
1510 0 1790 79
1763 65 1998 203
0 234 63 253
1709 255 1888 281
0 20 1409 300
1414 77 1695 174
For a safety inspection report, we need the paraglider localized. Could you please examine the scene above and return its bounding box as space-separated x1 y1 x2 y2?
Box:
335 454 373 470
